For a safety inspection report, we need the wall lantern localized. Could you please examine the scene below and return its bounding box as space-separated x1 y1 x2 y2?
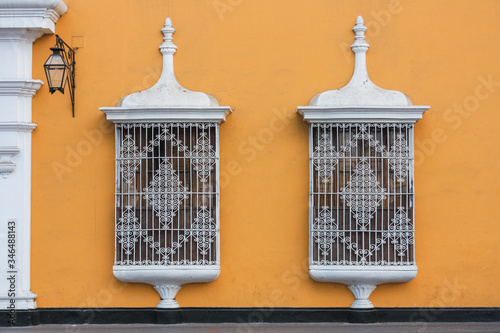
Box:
44 35 76 117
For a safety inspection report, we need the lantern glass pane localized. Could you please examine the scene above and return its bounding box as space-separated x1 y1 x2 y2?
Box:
44 53 69 92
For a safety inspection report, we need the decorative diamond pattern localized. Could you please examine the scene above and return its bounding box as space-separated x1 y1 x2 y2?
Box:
143 160 189 229
340 158 387 230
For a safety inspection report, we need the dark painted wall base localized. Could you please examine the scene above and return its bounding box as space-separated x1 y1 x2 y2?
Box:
1 307 500 327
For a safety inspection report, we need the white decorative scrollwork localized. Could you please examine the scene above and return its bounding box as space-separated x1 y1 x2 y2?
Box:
188 132 216 182
383 134 410 182
312 134 344 182
143 125 189 154
338 124 386 154
143 232 189 259
118 135 144 185
340 158 387 230
386 206 413 257
341 234 387 265
312 206 341 256
144 160 189 229
116 207 141 255
189 206 217 255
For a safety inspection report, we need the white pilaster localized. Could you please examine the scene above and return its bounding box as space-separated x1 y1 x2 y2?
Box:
0 0 67 310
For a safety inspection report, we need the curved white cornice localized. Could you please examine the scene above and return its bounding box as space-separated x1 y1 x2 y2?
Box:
0 0 67 34
0 79 43 97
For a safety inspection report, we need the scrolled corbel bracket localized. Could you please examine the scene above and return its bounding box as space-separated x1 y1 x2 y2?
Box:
0 146 20 179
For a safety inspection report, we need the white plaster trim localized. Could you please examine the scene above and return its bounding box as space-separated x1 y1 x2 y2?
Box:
0 79 42 97
297 106 429 123
348 285 377 309
0 146 20 178
113 266 220 308
0 0 68 34
310 266 417 309
309 266 418 285
154 285 182 308
100 107 232 124
0 291 37 309
0 122 37 132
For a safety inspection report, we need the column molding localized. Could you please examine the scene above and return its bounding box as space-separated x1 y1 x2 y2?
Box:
0 0 67 310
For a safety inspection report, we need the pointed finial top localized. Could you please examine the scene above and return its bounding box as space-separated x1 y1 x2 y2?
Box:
351 15 369 53
160 17 177 55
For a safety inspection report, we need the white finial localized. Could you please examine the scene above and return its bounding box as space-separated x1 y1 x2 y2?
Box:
160 17 177 55
305 15 417 107
351 15 369 53
111 17 223 109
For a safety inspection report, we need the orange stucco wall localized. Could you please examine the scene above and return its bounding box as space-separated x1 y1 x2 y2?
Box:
30 0 500 308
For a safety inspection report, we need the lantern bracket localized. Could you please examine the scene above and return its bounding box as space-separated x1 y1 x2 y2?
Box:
48 35 77 117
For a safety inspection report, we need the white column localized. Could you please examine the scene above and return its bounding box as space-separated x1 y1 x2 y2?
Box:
0 0 67 310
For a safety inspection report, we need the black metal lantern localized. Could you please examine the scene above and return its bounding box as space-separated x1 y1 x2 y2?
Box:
44 35 76 117
44 47 69 94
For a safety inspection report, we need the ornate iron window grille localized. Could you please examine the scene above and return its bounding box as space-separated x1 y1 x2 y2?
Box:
310 123 415 267
115 122 219 267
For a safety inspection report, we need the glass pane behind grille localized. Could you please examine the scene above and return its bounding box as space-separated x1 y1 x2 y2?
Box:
114 122 219 266
310 123 415 266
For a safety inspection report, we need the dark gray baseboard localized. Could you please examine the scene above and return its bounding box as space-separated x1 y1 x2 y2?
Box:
1 307 500 327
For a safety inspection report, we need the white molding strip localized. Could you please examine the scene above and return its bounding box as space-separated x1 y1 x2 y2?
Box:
101 107 232 124
297 106 429 123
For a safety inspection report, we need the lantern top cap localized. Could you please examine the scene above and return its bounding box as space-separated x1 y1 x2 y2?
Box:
49 47 64 53
308 15 413 107
117 17 221 108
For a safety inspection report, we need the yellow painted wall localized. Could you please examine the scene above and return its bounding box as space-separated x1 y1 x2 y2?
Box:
30 0 500 308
